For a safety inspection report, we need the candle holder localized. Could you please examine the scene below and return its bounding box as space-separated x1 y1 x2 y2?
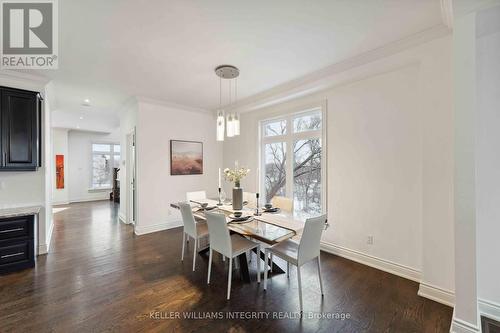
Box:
217 187 223 206
254 192 262 216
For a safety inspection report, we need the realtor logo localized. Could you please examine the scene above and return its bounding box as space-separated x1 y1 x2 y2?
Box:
1 0 58 69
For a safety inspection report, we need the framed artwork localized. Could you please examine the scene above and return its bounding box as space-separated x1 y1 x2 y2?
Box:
55 155 64 189
170 140 203 175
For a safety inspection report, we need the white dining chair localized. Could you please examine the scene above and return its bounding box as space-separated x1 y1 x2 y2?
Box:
264 214 327 312
271 196 293 213
179 202 209 271
268 195 294 269
205 211 261 300
186 191 207 202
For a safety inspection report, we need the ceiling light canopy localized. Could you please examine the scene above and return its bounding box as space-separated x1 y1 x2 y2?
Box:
215 65 240 142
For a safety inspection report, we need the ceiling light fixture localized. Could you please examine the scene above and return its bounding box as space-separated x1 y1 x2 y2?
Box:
82 98 91 106
215 65 240 141
79 116 84 120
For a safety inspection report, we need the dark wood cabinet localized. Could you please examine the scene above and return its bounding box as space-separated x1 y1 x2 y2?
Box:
0 215 35 274
0 87 41 171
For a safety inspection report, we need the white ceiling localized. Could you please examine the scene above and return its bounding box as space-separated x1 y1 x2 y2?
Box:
25 0 444 127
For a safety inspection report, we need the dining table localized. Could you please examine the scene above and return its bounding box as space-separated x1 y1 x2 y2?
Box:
170 198 306 283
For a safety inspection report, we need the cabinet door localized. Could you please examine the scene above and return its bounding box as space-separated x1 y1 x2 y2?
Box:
1 89 39 170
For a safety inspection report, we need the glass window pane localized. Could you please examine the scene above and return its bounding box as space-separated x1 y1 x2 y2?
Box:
113 144 121 153
264 142 286 202
113 154 120 168
263 119 286 137
92 154 111 187
293 138 322 218
92 144 111 153
293 111 322 133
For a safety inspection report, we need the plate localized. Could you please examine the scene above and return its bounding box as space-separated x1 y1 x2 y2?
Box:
228 215 252 223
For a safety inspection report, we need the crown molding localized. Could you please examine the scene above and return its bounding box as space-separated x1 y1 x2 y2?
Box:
136 96 211 115
222 24 451 114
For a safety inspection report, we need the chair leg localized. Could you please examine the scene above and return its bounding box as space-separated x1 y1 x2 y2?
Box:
207 248 213 284
181 232 185 261
287 262 290 278
256 245 261 283
264 249 268 290
297 265 303 313
192 238 197 271
317 256 324 296
270 253 274 273
227 258 233 300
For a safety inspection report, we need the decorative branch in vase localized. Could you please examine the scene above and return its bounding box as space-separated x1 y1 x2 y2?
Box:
224 165 250 210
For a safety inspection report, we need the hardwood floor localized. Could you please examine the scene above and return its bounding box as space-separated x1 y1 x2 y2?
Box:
0 200 452 332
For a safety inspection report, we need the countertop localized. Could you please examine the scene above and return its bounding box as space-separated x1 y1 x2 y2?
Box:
0 206 41 219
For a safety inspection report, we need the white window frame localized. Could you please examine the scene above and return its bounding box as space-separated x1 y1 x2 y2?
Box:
90 142 121 190
259 102 327 217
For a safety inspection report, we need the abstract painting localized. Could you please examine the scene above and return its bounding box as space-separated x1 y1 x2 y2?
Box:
170 140 203 175
56 155 64 189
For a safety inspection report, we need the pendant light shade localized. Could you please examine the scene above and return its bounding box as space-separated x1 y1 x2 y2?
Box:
216 111 225 141
226 113 234 137
233 113 240 136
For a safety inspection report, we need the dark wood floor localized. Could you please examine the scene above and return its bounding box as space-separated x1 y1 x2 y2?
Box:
0 201 452 332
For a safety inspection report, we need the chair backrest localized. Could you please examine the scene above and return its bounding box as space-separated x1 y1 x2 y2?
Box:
186 191 207 202
271 196 293 213
205 212 232 257
298 214 327 265
243 192 257 208
179 202 197 237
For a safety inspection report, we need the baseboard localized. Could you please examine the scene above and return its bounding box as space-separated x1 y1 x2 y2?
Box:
451 317 481 333
69 197 109 203
134 219 182 236
52 200 69 206
38 220 54 255
321 241 421 282
479 299 500 323
418 282 455 307
118 212 127 224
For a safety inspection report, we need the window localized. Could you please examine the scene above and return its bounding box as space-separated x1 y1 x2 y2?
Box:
260 108 324 219
91 143 120 189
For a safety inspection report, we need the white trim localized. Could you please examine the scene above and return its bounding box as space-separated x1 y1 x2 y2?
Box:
134 219 182 236
136 96 210 115
440 0 454 29
52 200 70 206
69 198 109 204
320 241 421 282
118 212 128 224
38 219 54 255
418 282 455 307
479 298 500 323
450 317 481 333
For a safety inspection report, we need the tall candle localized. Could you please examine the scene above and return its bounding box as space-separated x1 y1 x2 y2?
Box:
218 168 221 188
235 160 239 169
256 167 261 194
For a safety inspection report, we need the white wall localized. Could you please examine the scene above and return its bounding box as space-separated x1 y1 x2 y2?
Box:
51 128 69 204
223 36 454 302
476 5 500 321
68 129 120 202
134 100 222 235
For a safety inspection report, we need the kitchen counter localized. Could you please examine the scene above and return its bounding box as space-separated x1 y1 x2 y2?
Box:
0 206 41 219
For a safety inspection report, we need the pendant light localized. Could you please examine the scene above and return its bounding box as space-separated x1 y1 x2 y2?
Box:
215 65 240 141
216 75 225 141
